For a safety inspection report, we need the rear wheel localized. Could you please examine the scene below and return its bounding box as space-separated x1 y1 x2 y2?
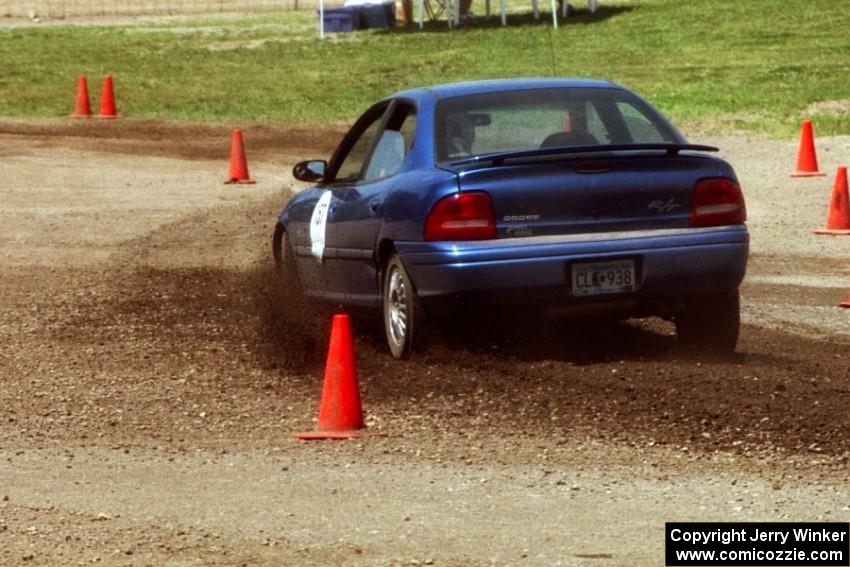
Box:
383 254 422 359
675 290 740 354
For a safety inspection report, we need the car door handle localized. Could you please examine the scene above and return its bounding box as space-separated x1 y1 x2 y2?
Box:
369 198 383 214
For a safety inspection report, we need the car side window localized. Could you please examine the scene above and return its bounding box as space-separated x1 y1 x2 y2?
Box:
335 117 384 183
364 131 405 182
362 105 416 183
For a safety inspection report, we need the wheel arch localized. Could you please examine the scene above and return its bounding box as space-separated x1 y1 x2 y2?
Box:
375 238 397 290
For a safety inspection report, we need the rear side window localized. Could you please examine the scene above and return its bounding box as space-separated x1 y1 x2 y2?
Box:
584 101 611 144
617 101 667 143
435 87 678 161
398 108 416 152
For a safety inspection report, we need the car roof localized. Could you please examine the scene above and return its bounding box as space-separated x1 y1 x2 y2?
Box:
390 78 622 102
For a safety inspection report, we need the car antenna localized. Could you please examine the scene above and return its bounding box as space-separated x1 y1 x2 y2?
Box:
547 19 558 77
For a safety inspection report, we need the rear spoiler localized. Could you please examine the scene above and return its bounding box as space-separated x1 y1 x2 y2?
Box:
447 143 720 167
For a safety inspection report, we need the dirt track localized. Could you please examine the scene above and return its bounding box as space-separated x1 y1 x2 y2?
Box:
2 119 850 566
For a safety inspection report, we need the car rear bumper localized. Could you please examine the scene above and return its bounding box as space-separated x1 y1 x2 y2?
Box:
394 225 749 302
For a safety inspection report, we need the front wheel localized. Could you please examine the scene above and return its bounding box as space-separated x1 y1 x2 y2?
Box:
675 290 740 354
272 223 302 297
383 254 422 360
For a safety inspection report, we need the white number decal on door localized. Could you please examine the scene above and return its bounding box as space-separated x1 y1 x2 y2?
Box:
309 190 332 262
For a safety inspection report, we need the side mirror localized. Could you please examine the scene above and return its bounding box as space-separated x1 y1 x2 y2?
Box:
293 160 327 182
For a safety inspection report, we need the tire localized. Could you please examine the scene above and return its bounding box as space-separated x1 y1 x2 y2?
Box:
675 290 740 354
272 222 285 265
382 254 422 360
272 223 301 296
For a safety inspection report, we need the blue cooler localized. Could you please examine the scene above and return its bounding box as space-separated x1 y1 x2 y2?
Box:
344 0 396 29
319 6 360 32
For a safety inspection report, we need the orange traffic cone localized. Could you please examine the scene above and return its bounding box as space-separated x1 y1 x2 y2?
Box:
97 75 118 119
224 129 255 184
72 76 91 118
814 167 850 235
790 120 826 177
295 314 386 440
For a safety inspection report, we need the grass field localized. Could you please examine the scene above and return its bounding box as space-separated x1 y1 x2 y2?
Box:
1 0 849 136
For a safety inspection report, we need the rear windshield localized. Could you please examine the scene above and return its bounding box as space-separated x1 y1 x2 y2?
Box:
435 87 680 162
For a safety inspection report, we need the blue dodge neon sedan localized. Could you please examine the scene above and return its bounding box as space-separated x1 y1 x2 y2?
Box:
273 79 748 359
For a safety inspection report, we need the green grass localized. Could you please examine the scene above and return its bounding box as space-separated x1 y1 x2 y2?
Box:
1 0 849 137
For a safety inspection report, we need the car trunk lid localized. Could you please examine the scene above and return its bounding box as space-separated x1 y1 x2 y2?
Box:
447 153 725 238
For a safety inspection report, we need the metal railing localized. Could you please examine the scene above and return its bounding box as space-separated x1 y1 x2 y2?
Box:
0 0 325 18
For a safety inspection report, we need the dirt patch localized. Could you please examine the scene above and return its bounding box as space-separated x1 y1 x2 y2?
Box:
12 190 850 458
2 122 850 565
0 496 354 567
807 99 850 117
0 118 343 163
4 128 850 460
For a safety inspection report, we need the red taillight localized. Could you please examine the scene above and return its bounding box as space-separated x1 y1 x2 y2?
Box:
690 178 746 227
424 191 496 241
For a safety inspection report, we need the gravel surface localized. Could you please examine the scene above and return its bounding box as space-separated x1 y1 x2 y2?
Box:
1 119 849 565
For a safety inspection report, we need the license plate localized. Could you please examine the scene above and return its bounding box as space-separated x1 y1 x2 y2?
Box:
571 259 636 296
